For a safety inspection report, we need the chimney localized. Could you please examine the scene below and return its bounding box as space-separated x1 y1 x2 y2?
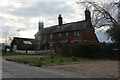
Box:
85 8 91 21
38 20 44 31
58 14 63 26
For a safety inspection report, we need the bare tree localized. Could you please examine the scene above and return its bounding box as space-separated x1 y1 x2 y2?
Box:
76 0 119 27
76 0 120 43
5 29 22 46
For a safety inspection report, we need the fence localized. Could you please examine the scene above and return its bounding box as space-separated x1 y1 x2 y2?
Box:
14 50 55 55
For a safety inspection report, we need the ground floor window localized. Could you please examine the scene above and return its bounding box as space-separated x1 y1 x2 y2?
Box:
58 42 62 48
74 41 80 44
50 42 53 50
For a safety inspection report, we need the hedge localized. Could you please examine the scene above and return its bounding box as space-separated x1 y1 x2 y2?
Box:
61 43 119 60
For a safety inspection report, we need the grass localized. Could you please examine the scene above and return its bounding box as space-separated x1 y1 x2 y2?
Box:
2 52 101 66
2 52 21 56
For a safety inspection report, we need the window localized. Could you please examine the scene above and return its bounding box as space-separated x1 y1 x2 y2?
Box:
66 32 69 37
74 41 79 44
50 42 53 50
74 31 80 37
58 33 62 38
23 41 32 44
45 35 47 39
50 34 52 39
58 42 62 48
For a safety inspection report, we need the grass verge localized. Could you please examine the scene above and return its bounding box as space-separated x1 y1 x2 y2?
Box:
2 52 102 66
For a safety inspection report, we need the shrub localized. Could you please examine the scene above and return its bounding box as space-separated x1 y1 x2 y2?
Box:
61 44 72 56
72 56 77 61
60 58 64 63
50 54 54 63
61 43 118 59
51 59 54 63
71 43 100 58
50 54 54 59
40 57 44 61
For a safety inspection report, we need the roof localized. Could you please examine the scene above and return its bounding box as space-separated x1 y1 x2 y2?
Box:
35 20 93 36
11 37 34 45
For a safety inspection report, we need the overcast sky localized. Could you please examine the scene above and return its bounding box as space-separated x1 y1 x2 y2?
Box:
0 0 119 44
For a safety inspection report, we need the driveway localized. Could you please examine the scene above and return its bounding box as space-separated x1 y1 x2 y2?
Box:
2 59 84 78
45 60 119 78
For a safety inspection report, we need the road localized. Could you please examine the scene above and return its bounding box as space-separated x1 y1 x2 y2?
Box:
2 60 84 78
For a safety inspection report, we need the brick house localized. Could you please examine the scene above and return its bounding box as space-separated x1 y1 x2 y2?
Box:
34 9 99 53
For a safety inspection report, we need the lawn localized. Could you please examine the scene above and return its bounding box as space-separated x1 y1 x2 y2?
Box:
2 52 100 66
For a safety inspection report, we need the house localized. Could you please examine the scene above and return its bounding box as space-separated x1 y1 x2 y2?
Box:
35 9 99 53
11 37 34 54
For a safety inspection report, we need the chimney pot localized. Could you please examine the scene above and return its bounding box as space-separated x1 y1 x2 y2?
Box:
58 14 63 26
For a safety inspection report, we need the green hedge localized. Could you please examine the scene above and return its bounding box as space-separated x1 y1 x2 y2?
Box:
61 43 119 60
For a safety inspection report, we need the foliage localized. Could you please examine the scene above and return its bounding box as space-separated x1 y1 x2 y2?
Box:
60 58 64 63
61 44 72 56
50 54 54 63
72 56 77 61
106 24 120 44
61 43 119 60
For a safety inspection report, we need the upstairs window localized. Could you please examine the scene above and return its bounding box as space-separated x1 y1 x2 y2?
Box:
74 31 80 37
50 34 53 39
45 35 47 39
65 32 69 37
58 33 62 38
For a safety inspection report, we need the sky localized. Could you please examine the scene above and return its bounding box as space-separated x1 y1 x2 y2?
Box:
0 0 119 44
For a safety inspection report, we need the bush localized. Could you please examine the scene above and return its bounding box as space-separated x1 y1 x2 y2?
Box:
61 43 118 60
51 59 54 63
72 56 77 61
61 44 72 56
50 54 54 63
60 58 64 63
71 43 100 58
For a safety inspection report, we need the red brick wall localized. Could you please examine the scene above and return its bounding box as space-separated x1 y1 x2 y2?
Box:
83 29 98 43
44 29 98 52
69 32 74 41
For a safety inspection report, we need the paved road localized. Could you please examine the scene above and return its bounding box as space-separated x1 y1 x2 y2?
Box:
2 60 84 78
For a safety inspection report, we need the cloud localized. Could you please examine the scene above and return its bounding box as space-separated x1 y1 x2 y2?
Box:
1 1 81 43
95 30 107 42
95 27 112 42
6 2 76 18
0 0 113 43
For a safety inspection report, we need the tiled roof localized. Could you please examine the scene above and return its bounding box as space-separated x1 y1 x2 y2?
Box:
35 20 93 36
11 37 34 45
